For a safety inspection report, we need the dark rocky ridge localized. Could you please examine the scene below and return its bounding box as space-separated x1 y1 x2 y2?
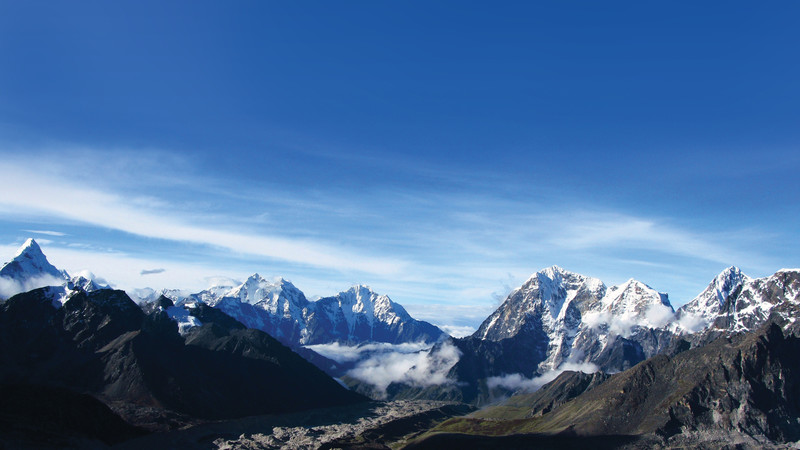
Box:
0 287 366 437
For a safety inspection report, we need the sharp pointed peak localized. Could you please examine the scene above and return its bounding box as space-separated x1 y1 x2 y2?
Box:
247 272 266 281
14 238 44 258
525 265 565 281
718 265 744 277
629 278 655 288
274 277 296 287
346 284 375 294
541 265 567 274
708 266 750 288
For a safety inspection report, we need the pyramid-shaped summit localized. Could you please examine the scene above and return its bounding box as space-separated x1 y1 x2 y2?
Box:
0 238 66 281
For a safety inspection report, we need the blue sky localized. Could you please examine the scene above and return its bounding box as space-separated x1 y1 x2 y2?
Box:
1 2 798 331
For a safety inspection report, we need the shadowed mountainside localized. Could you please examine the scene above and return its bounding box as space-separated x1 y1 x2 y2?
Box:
411 317 800 448
0 287 366 436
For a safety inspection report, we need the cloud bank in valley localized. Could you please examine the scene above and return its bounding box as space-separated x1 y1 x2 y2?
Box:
0 274 66 300
304 341 434 364
325 342 462 399
487 362 600 393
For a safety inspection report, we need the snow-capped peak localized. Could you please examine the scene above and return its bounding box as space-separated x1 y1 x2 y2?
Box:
68 274 111 293
710 266 750 307
14 238 40 258
603 278 671 311
674 266 752 333
227 274 306 306
2 238 66 281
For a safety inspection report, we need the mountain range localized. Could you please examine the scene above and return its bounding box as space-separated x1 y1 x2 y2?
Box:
3 238 800 448
131 273 445 350
4 240 799 391
368 264 800 404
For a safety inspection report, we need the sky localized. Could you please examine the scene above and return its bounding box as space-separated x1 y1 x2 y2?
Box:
1 1 798 332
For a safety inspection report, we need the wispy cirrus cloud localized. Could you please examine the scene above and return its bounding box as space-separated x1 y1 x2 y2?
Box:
22 229 67 237
0 148 786 325
0 161 407 277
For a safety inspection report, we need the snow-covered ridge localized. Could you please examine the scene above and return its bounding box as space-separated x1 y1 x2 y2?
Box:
474 264 800 378
675 266 800 333
474 265 676 373
153 275 444 347
1 239 443 348
476 266 670 341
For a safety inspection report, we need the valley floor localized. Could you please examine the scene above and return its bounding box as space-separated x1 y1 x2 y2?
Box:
111 400 473 450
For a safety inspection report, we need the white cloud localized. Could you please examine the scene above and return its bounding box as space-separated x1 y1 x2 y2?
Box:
582 304 677 338
487 362 599 393
22 229 66 237
0 273 66 299
675 312 709 334
0 162 407 277
544 212 761 269
140 268 166 275
644 303 676 328
582 310 638 337
72 269 110 287
0 149 783 324
203 276 241 289
344 341 462 399
26 245 246 294
304 341 433 364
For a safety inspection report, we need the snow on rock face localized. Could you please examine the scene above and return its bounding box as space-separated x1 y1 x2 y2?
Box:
676 267 800 333
0 239 69 299
473 266 675 373
475 266 606 342
4 238 66 280
305 285 431 345
588 279 675 332
158 276 444 347
674 267 750 333
68 273 111 293
165 305 203 335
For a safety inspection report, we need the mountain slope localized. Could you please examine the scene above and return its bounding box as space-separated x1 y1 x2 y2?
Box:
0 287 366 432
0 239 68 299
426 318 800 447
462 266 675 379
677 267 800 334
0 238 65 281
307 285 444 345
160 275 445 347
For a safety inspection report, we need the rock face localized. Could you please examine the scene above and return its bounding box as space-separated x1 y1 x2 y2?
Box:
676 267 800 333
0 287 366 432
398 266 800 406
163 274 445 347
462 266 675 378
307 285 444 345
